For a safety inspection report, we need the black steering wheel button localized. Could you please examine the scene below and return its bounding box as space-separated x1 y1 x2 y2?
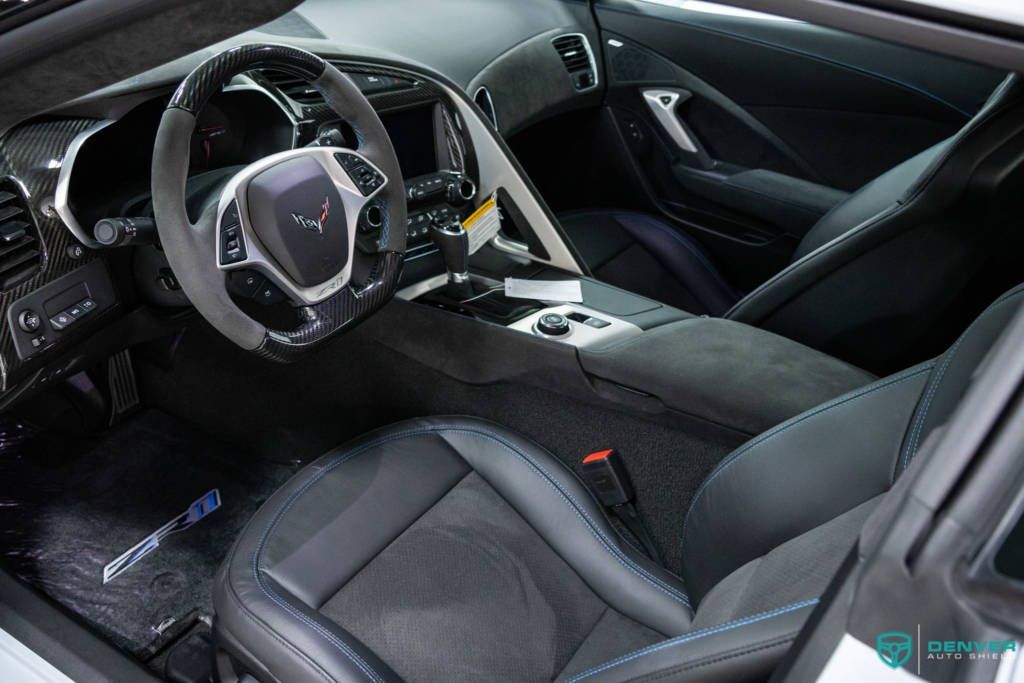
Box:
334 153 383 196
228 270 265 298
334 152 363 171
219 227 247 265
221 200 240 231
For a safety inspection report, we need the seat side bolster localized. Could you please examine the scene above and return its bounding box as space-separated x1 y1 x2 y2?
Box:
681 364 932 603
558 600 817 683
214 419 474 683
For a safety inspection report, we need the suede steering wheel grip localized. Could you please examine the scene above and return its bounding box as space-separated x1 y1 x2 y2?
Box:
151 44 406 360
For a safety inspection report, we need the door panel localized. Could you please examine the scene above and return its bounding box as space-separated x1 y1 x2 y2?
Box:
591 0 1004 288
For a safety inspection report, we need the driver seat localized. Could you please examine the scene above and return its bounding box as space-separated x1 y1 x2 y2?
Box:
213 285 1024 682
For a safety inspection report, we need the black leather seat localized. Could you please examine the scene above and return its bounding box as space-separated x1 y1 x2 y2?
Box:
561 74 1024 371
213 284 1024 683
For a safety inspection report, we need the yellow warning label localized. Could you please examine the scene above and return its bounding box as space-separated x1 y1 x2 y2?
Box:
462 194 502 254
463 196 497 230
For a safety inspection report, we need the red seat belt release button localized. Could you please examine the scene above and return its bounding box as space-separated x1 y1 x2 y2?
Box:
580 449 634 507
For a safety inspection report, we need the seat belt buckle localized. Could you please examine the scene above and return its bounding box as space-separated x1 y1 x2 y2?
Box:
580 449 634 507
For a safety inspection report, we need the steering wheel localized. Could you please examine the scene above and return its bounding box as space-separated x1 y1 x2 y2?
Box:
151 44 406 360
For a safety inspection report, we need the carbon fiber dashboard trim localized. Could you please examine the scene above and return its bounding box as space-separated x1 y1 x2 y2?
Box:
0 118 105 391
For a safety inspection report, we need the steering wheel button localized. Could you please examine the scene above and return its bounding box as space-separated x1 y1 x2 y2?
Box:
67 304 85 319
78 298 96 312
221 200 240 231
219 228 247 265
334 152 363 170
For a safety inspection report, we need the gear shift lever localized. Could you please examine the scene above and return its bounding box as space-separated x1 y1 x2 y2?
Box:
430 216 470 287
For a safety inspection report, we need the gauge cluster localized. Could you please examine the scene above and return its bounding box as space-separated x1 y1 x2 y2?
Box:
64 88 294 234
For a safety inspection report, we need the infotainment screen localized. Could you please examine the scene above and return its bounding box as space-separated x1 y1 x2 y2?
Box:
379 105 438 179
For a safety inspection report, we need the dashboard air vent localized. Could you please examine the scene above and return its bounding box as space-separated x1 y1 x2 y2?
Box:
552 34 598 92
261 69 323 104
261 66 416 105
0 179 42 290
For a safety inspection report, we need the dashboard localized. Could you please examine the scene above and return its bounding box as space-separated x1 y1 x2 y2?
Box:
0 0 601 406
0 63 487 398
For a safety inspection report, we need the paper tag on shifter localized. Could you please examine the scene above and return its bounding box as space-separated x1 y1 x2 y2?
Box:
463 194 501 254
504 278 583 302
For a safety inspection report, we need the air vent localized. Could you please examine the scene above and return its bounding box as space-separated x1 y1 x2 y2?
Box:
261 66 416 105
552 34 598 92
0 179 41 290
261 69 323 104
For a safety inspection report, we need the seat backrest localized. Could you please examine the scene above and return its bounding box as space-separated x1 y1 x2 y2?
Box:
727 74 1024 374
683 282 1024 605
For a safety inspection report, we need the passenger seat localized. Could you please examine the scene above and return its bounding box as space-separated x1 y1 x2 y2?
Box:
560 74 1024 372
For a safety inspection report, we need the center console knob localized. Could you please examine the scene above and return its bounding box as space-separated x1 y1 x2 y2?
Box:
446 175 477 205
536 312 571 336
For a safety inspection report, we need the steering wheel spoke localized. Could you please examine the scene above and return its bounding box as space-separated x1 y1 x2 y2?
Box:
214 146 388 306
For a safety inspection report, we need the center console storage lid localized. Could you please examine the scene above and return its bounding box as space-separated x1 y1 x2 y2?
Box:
579 317 876 436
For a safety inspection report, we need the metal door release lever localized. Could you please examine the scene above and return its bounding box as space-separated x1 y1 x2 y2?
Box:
642 89 700 154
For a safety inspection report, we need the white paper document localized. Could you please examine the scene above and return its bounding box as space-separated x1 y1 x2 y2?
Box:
504 278 583 303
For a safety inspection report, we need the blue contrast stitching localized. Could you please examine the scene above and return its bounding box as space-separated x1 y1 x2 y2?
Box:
681 362 934 554
899 283 1024 471
564 599 819 682
252 424 693 672
253 448 384 683
899 335 966 471
448 430 691 606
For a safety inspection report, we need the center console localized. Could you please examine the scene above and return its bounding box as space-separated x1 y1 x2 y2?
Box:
399 241 875 438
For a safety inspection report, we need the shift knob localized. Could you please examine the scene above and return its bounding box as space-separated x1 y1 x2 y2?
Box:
430 217 469 284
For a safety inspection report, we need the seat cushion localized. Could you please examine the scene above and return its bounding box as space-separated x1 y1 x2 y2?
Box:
214 417 691 683
559 210 740 315
318 472 662 681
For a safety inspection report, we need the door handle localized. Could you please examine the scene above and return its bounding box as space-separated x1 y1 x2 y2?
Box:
642 89 700 154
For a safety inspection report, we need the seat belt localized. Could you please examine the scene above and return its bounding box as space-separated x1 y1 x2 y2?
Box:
579 449 662 564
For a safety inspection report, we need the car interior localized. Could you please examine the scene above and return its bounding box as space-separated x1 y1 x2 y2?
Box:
0 0 1023 681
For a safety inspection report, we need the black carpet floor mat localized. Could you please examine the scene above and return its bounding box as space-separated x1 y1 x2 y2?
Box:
0 410 293 659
